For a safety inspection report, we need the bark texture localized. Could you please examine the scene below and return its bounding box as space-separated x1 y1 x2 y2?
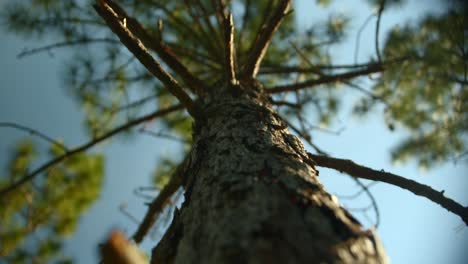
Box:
151 80 388 264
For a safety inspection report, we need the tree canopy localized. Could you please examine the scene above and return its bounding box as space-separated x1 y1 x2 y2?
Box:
0 0 466 263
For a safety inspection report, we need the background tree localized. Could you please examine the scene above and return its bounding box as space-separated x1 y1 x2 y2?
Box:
0 0 466 263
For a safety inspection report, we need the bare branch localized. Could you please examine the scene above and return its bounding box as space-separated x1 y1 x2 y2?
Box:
355 13 375 64
310 154 468 225
0 104 183 198
0 122 68 151
268 65 384 94
349 177 380 227
139 128 190 144
99 0 206 96
223 13 237 84
132 155 187 243
94 1 199 117
242 0 291 78
17 38 120 59
260 61 383 75
375 0 386 64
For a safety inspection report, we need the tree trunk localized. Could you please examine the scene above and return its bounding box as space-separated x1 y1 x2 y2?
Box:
151 80 388 264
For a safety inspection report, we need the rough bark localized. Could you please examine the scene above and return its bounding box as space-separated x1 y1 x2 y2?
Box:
151 80 388 264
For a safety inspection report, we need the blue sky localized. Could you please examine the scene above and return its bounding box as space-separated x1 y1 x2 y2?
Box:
0 0 467 263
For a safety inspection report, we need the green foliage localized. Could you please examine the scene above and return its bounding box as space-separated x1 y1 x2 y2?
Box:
0 139 104 262
355 8 467 167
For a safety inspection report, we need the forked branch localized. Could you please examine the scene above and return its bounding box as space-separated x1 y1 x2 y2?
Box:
101 0 206 96
94 0 199 117
310 154 468 225
242 0 291 78
0 104 183 198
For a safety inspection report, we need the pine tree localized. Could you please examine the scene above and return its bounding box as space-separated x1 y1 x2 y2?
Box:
0 0 466 263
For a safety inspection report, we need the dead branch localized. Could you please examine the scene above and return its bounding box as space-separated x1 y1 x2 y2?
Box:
0 122 68 151
349 177 380 227
0 104 183 198
242 0 291 78
223 13 237 84
310 154 468 225
17 38 120 58
98 0 206 96
268 65 384 93
132 155 188 243
375 0 386 64
94 0 199 117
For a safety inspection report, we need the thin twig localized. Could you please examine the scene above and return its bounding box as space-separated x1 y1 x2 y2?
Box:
119 204 140 224
132 155 188 243
339 182 379 199
17 38 120 59
139 128 190 144
0 122 68 151
242 0 291 78
349 177 380 227
111 93 158 113
310 154 468 225
354 13 375 64
94 0 199 117
260 61 383 74
0 104 183 198
268 65 384 94
223 13 237 84
375 0 386 64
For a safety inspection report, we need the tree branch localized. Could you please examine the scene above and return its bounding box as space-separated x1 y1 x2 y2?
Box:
260 61 384 75
0 104 183 198
17 38 120 59
242 0 291 78
94 0 199 117
267 65 384 94
354 13 375 64
309 154 468 225
375 0 385 64
223 13 238 85
132 155 188 243
98 0 206 97
0 122 68 151
349 177 380 227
